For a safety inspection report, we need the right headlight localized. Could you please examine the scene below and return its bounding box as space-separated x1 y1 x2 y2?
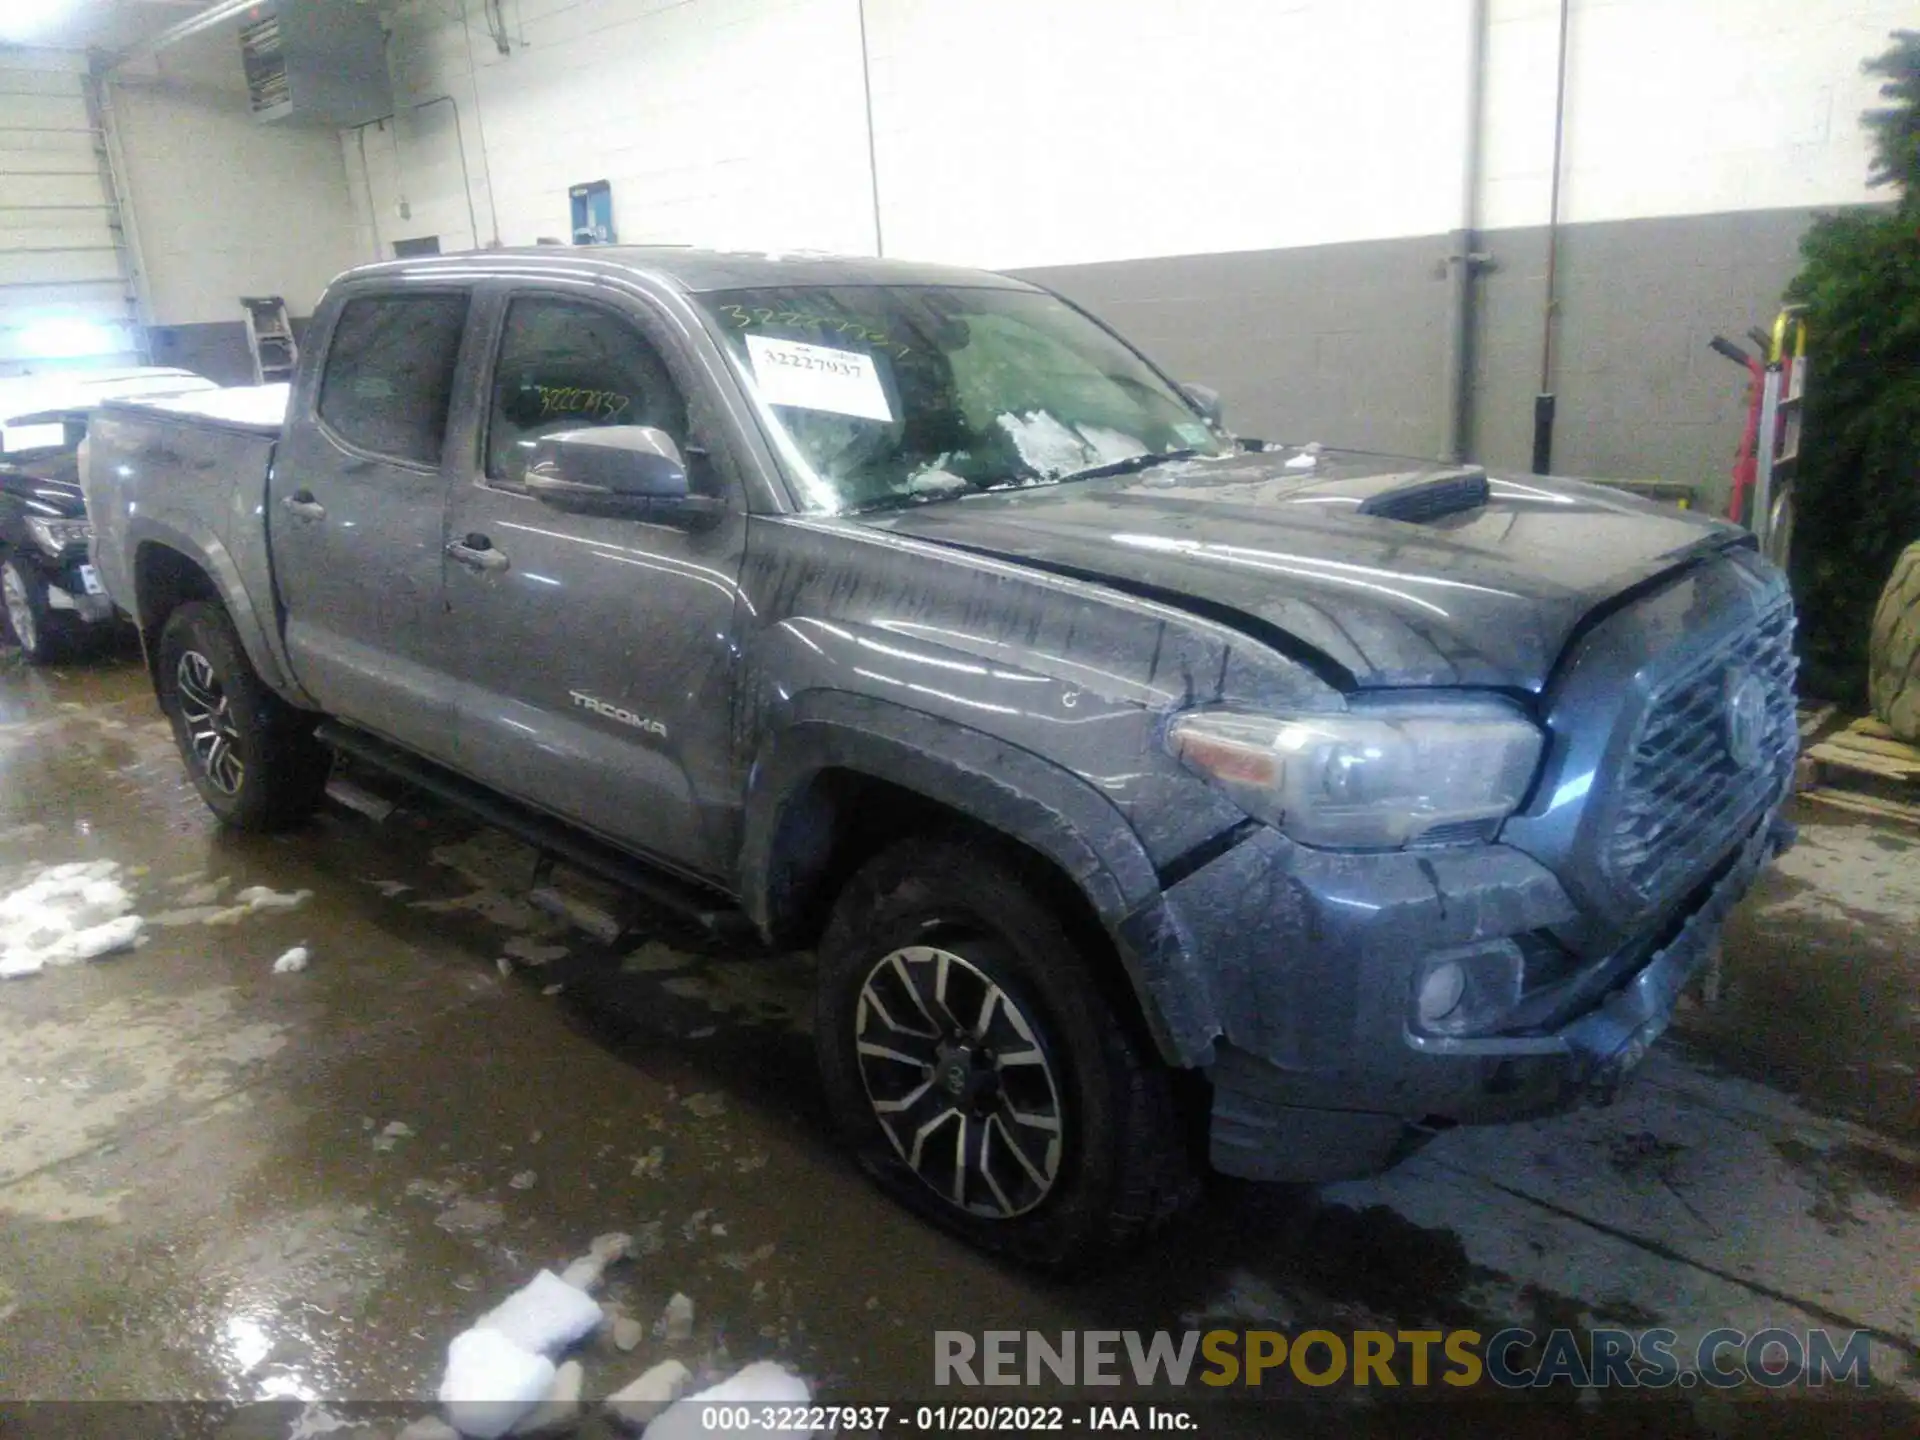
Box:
1167 697 1544 849
26 515 93 557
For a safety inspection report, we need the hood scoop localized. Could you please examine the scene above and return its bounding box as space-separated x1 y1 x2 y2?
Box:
1355 467 1489 524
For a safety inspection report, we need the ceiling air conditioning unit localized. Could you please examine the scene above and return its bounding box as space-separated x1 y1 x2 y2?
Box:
239 0 392 126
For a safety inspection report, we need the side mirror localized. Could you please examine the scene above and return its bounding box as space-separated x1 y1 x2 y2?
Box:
1179 383 1225 429
524 426 720 524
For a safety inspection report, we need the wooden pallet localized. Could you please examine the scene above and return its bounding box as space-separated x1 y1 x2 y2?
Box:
1798 714 1920 827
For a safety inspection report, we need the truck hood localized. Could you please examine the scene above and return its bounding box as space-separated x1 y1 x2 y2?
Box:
0 463 83 518
853 448 1746 691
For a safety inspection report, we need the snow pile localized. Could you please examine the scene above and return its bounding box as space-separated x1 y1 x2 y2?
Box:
438 1236 632 1436
272 945 310 974
641 1363 812 1439
604 1360 689 1428
434 1231 814 1438
205 885 312 925
477 1270 604 1355
0 860 145 979
439 1327 556 1439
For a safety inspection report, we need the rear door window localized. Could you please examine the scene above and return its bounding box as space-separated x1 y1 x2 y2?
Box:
317 293 469 467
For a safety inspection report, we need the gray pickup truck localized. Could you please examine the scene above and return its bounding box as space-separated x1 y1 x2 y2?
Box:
84 248 1798 1268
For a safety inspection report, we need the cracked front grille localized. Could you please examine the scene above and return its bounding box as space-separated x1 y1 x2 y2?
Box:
1605 597 1797 906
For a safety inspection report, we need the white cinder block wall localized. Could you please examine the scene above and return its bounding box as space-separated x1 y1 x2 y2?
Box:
353 0 1905 267
109 27 358 328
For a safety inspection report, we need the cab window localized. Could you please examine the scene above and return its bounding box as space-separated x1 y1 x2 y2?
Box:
316 292 469 466
486 297 689 491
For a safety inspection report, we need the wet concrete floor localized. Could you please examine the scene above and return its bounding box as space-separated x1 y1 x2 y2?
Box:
0 650 1915 1438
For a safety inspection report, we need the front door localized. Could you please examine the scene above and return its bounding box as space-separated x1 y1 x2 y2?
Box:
442 288 748 879
269 287 471 763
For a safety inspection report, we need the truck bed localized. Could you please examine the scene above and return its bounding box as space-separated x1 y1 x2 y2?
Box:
81 383 293 693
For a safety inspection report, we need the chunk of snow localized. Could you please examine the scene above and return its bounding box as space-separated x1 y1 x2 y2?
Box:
437 1327 554 1439
659 1292 694 1342
641 1364 811 1439
610 1314 645 1352
558 1230 630 1291
480 1269 604 1355
235 884 312 912
0 862 142 977
273 946 310 974
509 1169 535 1190
397 1417 460 1440
509 1358 583 1435
604 1359 690 1429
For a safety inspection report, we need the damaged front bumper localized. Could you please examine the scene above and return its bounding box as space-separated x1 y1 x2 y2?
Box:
1149 798 1794 1185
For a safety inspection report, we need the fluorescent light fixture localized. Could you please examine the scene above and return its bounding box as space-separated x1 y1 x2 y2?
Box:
1 423 67 453
15 318 122 359
0 0 78 42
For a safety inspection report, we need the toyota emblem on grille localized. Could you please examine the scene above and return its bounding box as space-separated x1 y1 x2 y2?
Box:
1724 670 1767 769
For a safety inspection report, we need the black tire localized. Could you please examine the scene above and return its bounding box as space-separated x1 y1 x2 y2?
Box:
1869 539 1920 743
2 556 82 665
816 836 1195 1271
157 600 330 829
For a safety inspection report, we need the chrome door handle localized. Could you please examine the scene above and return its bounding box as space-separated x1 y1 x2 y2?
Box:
446 537 509 573
281 492 326 521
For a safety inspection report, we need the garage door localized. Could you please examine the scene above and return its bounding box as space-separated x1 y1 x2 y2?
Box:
0 49 143 377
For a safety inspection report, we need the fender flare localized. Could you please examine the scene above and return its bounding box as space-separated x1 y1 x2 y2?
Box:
124 517 313 707
738 691 1219 1066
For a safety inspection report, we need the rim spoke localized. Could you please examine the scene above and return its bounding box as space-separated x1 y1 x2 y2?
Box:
994 1047 1044 1069
950 1111 970 1206
887 951 943 1034
931 950 964 1032
906 1105 960 1172
870 1077 934 1115
977 1117 1020 1217
856 1039 931 1069
991 1111 1052 1189
1004 1106 1061 1133
859 980 939 1043
973 985 1003 1042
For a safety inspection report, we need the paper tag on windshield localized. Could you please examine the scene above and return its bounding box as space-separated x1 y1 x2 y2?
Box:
745 334 892 422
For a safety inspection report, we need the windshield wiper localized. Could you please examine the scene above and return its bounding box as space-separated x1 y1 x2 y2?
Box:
842 487 974 517
1054 448 1202 485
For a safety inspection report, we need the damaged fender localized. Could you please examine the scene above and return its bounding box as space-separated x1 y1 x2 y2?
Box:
736 690 1220 1067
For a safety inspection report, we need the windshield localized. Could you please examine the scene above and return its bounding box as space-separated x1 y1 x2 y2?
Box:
698 285 1231 513
0 412 82 476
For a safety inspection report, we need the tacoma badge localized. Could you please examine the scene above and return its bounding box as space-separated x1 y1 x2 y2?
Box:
569 690 667 738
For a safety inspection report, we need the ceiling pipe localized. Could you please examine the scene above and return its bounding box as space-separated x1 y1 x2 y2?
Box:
1439 0 1489 464
1532 0 1574 475
109 0 261 70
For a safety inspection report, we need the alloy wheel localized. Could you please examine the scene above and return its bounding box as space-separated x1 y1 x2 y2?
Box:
2 563 37 655
854 943 1065 1218
175 649 245 795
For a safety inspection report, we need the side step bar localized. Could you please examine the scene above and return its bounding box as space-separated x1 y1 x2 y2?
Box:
314 721 748 937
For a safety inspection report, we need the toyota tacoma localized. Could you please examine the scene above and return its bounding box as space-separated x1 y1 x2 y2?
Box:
81 249 1798 1268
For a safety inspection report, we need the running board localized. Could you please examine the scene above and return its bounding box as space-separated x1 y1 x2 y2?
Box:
314 721 748 937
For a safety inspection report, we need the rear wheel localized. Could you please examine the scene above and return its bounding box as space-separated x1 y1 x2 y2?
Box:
157 600 330 829
2 557 81 665
1869 539 1920 743
815 836 1195 1271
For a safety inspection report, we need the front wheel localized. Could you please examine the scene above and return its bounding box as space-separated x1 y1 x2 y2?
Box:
157 600 330 829
2 556 81 665
815 836 1195 1271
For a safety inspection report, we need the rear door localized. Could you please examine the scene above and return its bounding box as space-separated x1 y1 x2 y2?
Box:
269 286 472 762
440 284 749 879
